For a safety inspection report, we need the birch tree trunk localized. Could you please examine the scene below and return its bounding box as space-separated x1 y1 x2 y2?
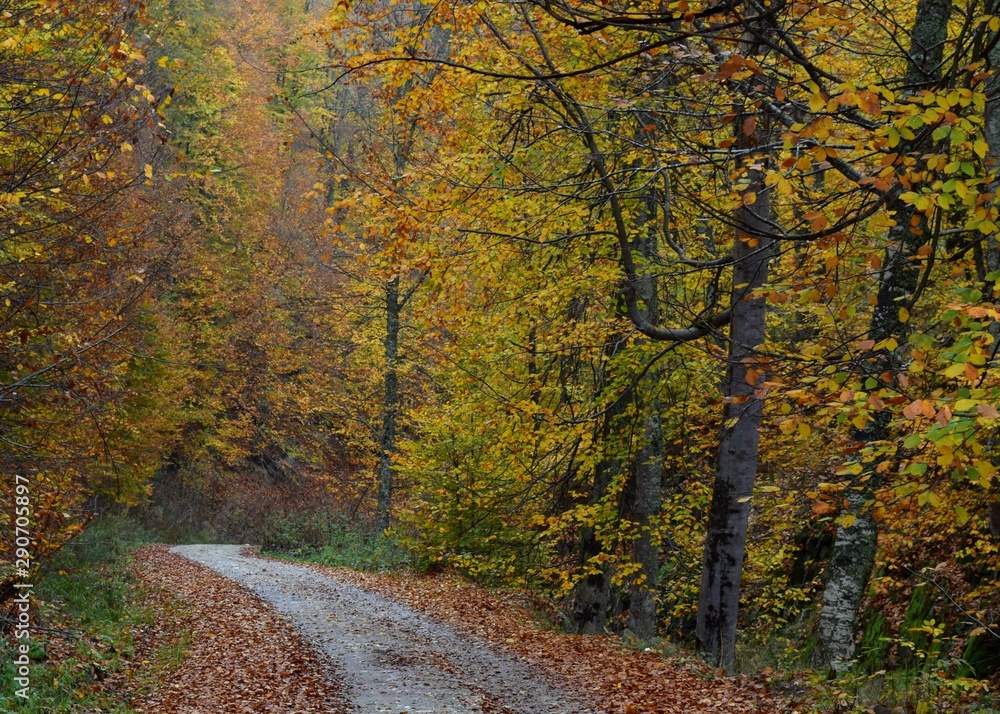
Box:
814 0 951 670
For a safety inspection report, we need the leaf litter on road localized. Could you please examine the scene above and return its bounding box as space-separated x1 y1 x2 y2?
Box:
132 545 344 714
251 549 778 714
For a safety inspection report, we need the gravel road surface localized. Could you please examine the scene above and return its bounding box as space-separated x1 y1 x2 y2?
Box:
171 544 597 714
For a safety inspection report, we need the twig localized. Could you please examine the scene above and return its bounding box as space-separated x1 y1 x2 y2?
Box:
903 566 1000 640
0 617 82 640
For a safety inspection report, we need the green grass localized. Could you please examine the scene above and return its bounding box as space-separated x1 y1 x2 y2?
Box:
0 513 187 713
261 514 418 572
304 534 417 571
804 665 997 714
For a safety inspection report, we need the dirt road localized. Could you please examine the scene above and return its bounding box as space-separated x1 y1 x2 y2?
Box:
171 544 597 714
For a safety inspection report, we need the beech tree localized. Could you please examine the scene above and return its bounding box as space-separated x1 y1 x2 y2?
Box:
22 0 995 696
0 0 175 590
302 0 1000 677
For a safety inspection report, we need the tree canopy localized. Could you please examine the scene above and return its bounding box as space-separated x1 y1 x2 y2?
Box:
3 0 1000 708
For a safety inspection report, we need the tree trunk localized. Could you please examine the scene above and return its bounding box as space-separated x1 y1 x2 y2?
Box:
573 328 631 634
572 455 620 634
985 11 1000 197
375 276 400 533
696 105 774 671
623 127 666 641
572 385 626 632
814 0 950 671
983 9 1000 543
627 407 663 640
814 489 879 669
575 176 664 635
982 6 1000 311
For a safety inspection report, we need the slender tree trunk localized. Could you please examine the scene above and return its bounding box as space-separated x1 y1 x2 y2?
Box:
573 455 621 633
982 7 1000 314
814 0 951 670
627 407 663 640
575 186 663 634
983 15 1000 541
696 104 774 671
622 134 666 640
375 276 400 533
573 336 628 634
986 24 1000 192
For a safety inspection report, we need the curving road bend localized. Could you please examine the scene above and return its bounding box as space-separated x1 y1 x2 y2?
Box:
171 544 598 714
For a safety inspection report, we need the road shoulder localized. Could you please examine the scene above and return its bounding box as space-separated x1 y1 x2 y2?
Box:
132 545 344 714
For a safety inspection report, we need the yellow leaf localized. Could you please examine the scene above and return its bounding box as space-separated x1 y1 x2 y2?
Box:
943 362 967 378
835 514 857 528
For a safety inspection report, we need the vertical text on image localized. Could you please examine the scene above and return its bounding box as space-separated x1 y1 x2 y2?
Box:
12 473 33 699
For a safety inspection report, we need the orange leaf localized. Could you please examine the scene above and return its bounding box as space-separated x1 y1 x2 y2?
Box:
717 55 746 80
977 403 1000 419
902 400 923 419
812 501 837 516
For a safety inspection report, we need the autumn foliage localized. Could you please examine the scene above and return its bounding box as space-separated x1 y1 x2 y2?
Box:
4 0 1000 709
